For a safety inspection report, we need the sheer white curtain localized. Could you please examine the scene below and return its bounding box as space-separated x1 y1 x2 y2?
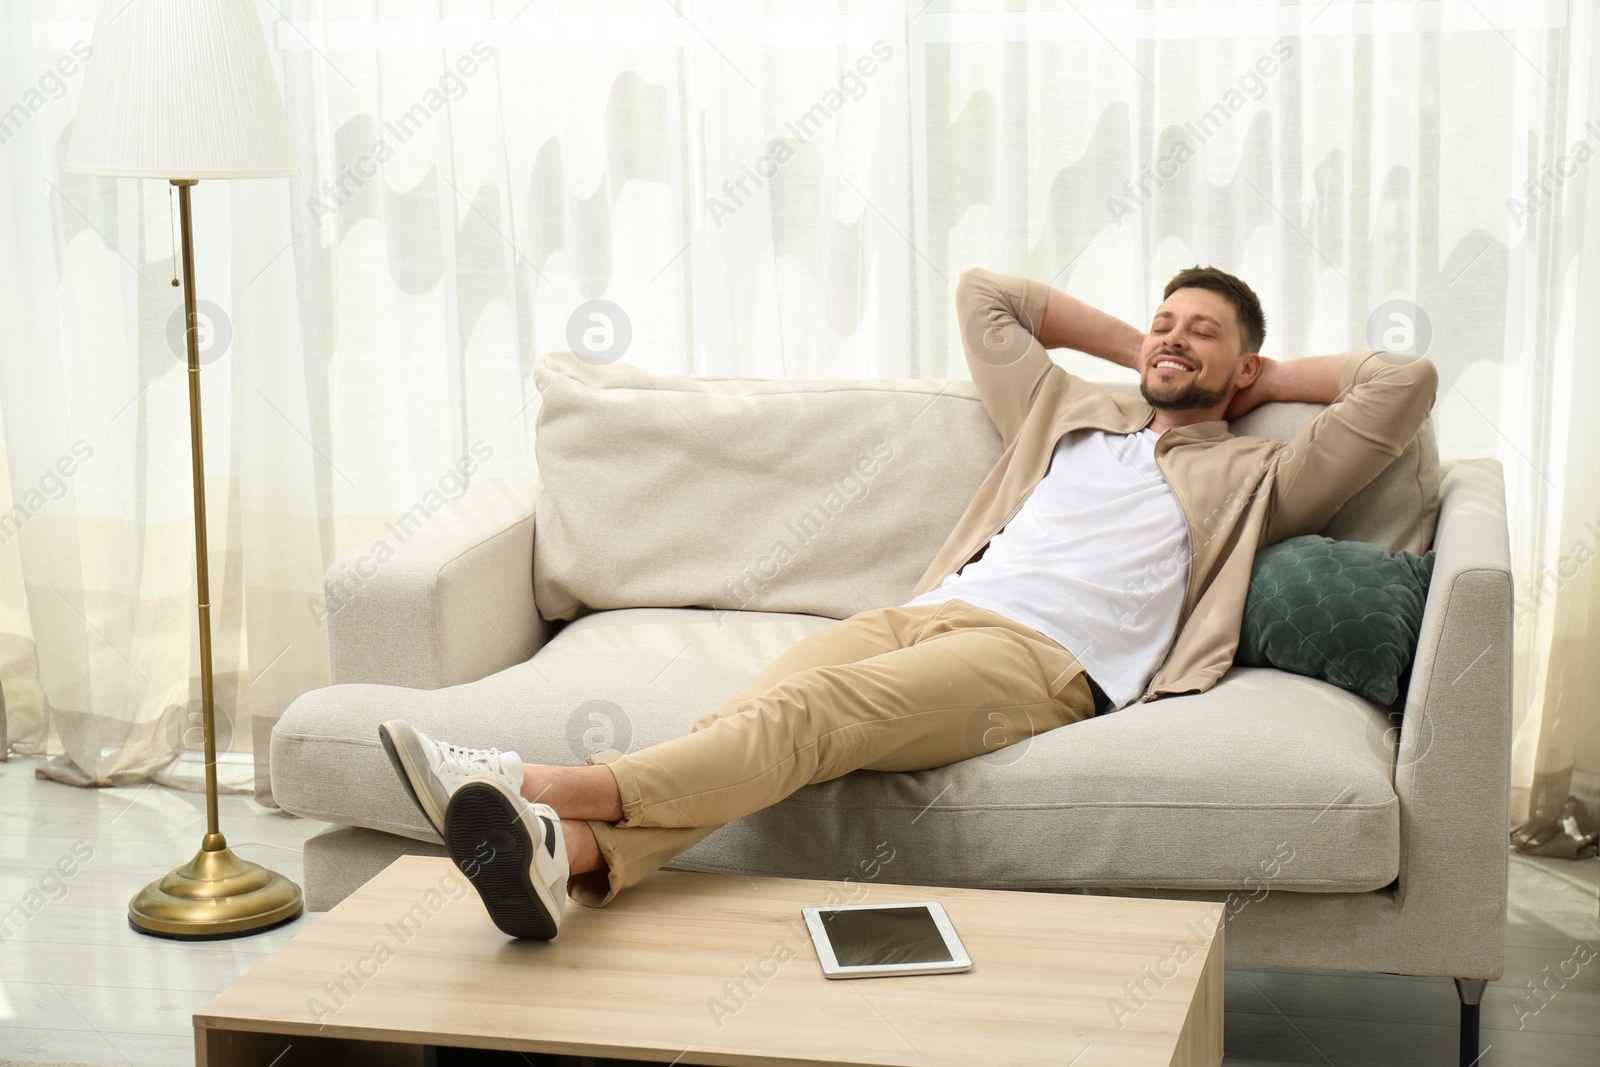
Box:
1506 0 1600 859
1 0 1594 856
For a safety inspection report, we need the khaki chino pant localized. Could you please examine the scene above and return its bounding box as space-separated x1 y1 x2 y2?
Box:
571 597 1100 907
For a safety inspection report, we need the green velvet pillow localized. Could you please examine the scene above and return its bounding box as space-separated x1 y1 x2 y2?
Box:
1237 534 1436 705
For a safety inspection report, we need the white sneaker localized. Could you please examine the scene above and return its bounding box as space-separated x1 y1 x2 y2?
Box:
445 777 569 940
378 720 525 836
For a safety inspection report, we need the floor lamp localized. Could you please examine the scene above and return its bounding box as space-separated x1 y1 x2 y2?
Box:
65 0 303 939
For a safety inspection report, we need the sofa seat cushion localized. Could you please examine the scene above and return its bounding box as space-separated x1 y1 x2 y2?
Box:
272 607 1399 893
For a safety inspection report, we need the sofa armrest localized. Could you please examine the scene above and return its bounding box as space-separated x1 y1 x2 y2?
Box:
324 499 551 689
1389 457 1513 974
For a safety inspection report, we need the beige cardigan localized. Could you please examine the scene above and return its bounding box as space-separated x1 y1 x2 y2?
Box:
907 268 1440 705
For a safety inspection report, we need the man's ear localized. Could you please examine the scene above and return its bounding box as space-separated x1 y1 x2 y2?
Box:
1236 351 1263 388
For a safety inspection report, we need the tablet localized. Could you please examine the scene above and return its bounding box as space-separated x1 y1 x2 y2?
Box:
801 901 972 979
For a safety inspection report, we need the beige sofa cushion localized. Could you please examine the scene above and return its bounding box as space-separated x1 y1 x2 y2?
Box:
532 350 998 622
532 351 1439 624
272 606 1399 894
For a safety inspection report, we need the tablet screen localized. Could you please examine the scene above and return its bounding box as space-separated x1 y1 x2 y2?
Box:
818 906 954 966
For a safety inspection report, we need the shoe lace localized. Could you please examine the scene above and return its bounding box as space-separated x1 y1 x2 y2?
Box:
436 741 507 778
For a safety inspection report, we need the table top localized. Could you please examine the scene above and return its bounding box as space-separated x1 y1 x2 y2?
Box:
195 856 1223 1067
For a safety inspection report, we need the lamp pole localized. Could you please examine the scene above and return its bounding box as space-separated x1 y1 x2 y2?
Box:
124 179 303 939
175 179 221 841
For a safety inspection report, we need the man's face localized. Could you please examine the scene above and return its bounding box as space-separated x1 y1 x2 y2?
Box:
1139 288 1248 413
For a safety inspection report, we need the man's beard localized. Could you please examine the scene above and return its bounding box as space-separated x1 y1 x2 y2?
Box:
1139 368 1232 412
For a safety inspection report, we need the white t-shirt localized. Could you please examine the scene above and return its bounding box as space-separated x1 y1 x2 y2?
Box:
902 426 1190 712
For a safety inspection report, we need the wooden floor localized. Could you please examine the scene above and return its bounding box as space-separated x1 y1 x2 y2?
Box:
0 754 1595 1066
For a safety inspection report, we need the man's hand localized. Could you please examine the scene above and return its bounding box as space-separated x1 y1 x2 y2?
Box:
1223 355 1279 421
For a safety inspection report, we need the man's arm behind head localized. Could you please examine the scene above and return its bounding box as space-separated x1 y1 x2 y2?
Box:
1261 350 1440 545
956 267 1143 447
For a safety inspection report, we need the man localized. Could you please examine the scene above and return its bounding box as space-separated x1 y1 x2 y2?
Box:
380 265 1439 940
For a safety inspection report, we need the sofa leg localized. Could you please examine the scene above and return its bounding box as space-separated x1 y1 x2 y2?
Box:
1454 977 1487 1066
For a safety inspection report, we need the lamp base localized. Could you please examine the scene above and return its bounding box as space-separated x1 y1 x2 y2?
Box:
129 831 303 940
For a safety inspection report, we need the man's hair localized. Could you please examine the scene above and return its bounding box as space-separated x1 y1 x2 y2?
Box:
1162 265 1266 356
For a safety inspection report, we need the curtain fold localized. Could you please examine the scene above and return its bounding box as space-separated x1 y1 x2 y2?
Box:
0 0 1593 860
1506 0 1600 860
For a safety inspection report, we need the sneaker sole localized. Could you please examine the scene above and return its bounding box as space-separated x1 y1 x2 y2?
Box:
378 722 447 836
445 780 561 941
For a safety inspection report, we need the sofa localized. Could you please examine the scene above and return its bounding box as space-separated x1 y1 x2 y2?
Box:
272 347 1512 1061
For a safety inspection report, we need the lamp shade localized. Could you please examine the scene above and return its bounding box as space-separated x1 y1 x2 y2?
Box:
66 0 297 179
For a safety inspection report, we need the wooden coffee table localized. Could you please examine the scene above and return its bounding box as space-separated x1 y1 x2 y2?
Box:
195 856 1223 1066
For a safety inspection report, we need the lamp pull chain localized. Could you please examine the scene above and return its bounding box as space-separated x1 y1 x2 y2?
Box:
169 186 180 287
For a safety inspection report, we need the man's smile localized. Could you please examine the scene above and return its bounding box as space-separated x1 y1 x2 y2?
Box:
1152 354 1196 375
